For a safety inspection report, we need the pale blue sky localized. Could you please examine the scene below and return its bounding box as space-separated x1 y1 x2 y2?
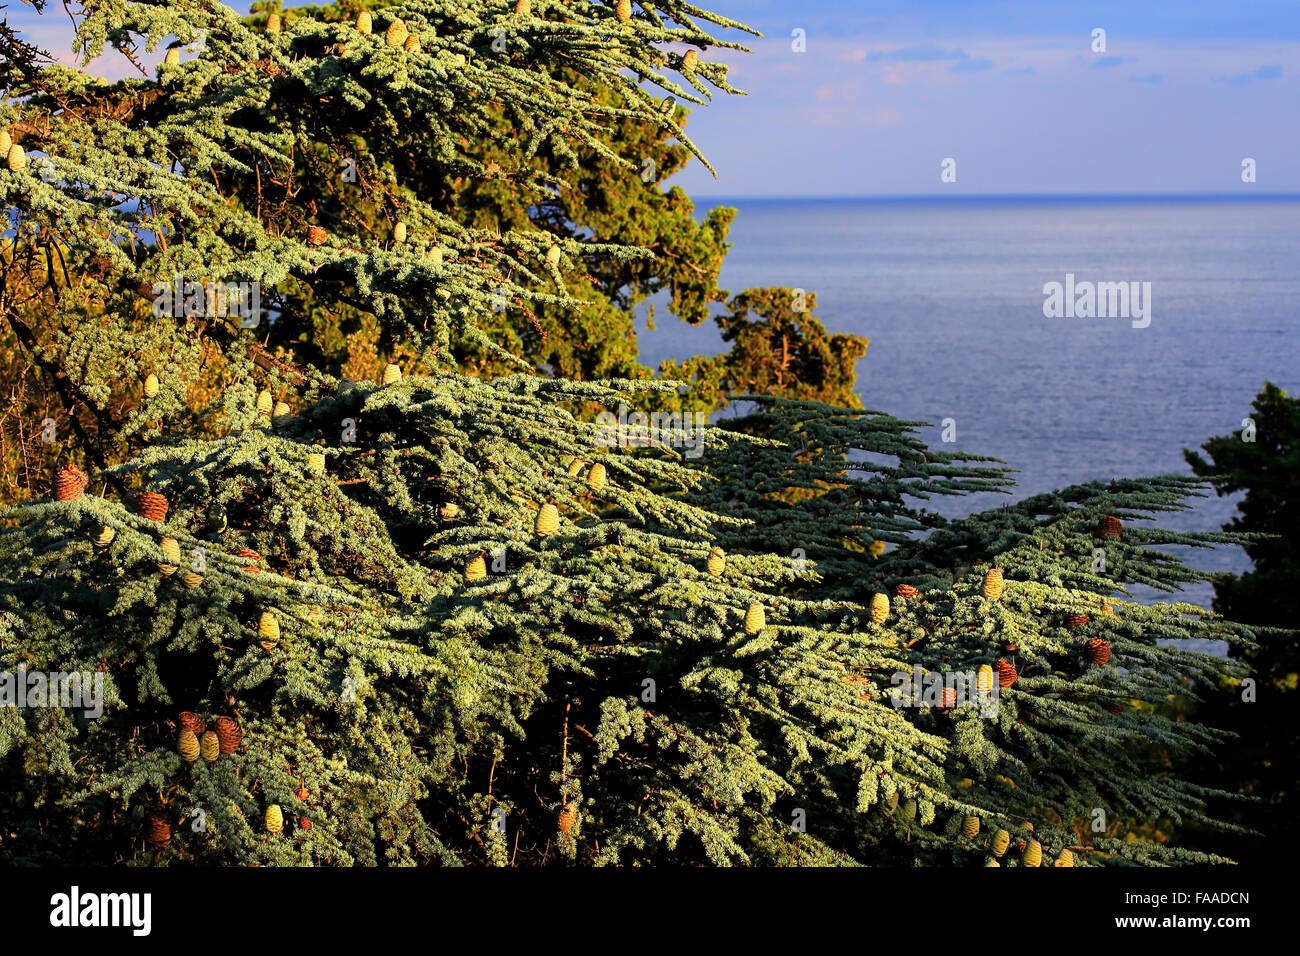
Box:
6 1 1297 196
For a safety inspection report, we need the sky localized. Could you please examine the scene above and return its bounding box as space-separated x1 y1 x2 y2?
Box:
5 1 1297 197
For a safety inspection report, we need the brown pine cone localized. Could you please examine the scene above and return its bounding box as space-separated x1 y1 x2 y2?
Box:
1084 637 1112 666
53 465 89 502
178 711 205 734
893 583 919 599
1065 613 1090 628
995 659 1018 687
558 803 577 833
307 225 328 246
214 716 242 754
144 811 171 847
235 548 262 574
137 491 169 522
1098 515 1122 538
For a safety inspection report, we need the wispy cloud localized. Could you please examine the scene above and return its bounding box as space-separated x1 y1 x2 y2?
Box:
867 46 970 63
1130 73 1164 84
949 58 995 73
1091 55 1136 69
1216 64 1283 84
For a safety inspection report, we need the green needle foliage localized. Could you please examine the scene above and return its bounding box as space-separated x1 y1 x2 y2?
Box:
0 1 1270 866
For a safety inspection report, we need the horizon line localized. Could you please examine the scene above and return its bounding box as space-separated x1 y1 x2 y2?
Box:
688 191 1300 203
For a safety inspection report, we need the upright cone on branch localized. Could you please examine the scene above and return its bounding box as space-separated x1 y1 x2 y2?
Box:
158 537 180 575
164 48 180 67
1098 515 1123 538
991 829 1010 857
143 373 159 398
179 711 205 734
682 49 698 72
144 811 171 847
515 0 532 15
0 128 10 154
617 0 633 21
745 602 766 635
137 492 168 522
977 663 994 695
96 525 116 546
258 611 280 651
214 717 241 754
356 11 372 33
707 547 726 576
6 144 26 172
266 13 281 33
178 730 200 763
307 225 327 246
265 804 284 834
535 503 559 536
382 363 402 385
385 21 408 48
256 390 273 416
465 555 487 581
53 466 88 502
586 462 607 492
870 593 889 624
1023 839 1042 867
893 583 918 599
1084 637 1112 666
995 659 1018 688
200 730 219 763
558 803 577 833
1055 848 1075 867
404 35 420 53
307 452 326 475
962 816 980 838
983 568 1004 600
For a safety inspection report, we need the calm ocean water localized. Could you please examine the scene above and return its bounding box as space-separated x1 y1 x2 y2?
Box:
637 195 1300 615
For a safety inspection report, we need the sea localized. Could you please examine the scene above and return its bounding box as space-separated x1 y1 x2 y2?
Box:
636 194 1300 624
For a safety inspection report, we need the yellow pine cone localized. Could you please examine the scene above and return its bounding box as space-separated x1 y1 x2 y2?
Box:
1055 848 1075 867
545 245 562 266
706 547 726 577
1023 839 1042 867
983 568 1004 600
258 611 280 651
256 389 273 415
200 730 219 763
868 539 886 558
0 129 10 154
382 363 402 385
159 537 181 575
394 221 407 243
870 592 889 624
991 828 1010 857
744 602 765 635
566 457 586 478
985 859 1001 867
307 452 326 474
164 48 180 67
617 0 632 21
6 143 25 172
440 502 459 521
535 503 559 536
143 373 160 398
385 21 408 48
96 525 116 547
181 571 203 590
465 555 487 581
267 13 281 33
586 462 606 492
178 729 200 763
265 804 284 834
515 0 532 15
273 401 290 418
356 11 372 33
962 816 980 839
977 664 994 696
682 49 698 72
404 35 420 53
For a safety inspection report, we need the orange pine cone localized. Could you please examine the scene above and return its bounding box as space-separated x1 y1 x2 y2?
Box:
1084 637 1112 666
893 584 919 599
144 811 171 847
1098 515 1122 538
1065 613 1090 628
137 491 169 522
995 659 1018 688
558 803 577 833
235 547 262 574
307 225 328 246
178 711 205 734
214 716 242 754
53 465 89 501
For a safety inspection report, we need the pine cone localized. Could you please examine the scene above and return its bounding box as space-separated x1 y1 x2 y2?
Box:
236 548 262 574
870 592 889 624
137 491 169 522
178 711 205 734
682 49 698 73
385 21 408 48
1055 848 1075 867
962 815 980 838
1023 839 1042 867
404 35 420 53
6 143 26 172
265 804 284 834
991 828 1010 857
558 803 577 833
382 363 402 385
200 730 220 763
158 537 180 575
1084 637 1112 666
181 570 203 590
617 0 633 21
440 502 459 521
394 221 407 243
940 687 958 710
995 659 1018 688
96 525 116 547
307 452 326 475
267 13 281 33
983 568 1004 600
214 716 241 754
178 729 200 763
144 811 171 847
985 859 1000 867
744 602 766 635
566 458 586 478
893 583 918 599
256 389 273 416
258 611 280 651
0 129 10 153
1098 515 1122 538
53 465 88 502
464 555 487 581
1065 612 1090 628
143 373 160 398
356 11 372 33
545 245 562 266
515 0 532 16
273 401 290 418
706 547 726 577
977 664 994 695
307 225 328 246
535 503 559 536
586 462 607 492
1101 603 1115 617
